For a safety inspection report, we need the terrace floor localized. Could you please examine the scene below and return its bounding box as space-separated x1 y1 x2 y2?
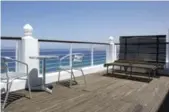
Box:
3 71 169 112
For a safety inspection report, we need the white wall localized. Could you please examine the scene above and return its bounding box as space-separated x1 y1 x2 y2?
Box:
0 65 106 92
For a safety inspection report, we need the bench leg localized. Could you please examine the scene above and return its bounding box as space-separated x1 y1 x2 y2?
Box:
124 66 128 76
148 70 151 80
154 69 156 77
130 66 132 77
107 66 109 75
112 65 114 74
120 66 122 71
148 69 154 80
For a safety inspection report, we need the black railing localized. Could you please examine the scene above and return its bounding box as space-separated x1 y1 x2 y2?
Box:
1 36 21 40
1 36 109 45
38 39 109 45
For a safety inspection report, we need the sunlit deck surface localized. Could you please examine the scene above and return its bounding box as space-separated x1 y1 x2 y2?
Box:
4 71 169 112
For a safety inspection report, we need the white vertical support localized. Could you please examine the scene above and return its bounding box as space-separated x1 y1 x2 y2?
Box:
15 41 19 72
69 43 73 68
91 45 94 66
106 45 110 63
107 36 116 63
18 24 40 86
166 29 169 69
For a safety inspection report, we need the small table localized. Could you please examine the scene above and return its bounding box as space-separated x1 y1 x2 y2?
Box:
30 55 59 94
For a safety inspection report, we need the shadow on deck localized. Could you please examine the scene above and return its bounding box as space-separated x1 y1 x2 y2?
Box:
103 72 153 83
1 92 26 109
157 90 169 112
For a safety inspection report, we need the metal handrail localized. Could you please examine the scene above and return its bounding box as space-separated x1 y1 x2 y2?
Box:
120 34 166 38
38 39 109 45
59 53 84 67
1 36 110 45
1 36 21 40
1 56 29 75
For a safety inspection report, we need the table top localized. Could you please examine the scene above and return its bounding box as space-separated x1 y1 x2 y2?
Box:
30 55 59 59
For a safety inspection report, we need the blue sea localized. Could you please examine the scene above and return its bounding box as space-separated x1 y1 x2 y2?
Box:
1 48 106 73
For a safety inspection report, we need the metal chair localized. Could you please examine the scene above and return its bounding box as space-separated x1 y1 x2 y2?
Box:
1 57 32 110
57 53 87 88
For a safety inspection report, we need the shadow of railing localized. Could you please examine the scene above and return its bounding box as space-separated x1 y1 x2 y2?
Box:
157 90 169 112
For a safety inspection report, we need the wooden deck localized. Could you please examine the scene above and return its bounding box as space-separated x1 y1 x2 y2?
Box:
3 71 169 112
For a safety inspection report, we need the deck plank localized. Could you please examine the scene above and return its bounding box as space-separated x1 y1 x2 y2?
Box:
3 72 169 112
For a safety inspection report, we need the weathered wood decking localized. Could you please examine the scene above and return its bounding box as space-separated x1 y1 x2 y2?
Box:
3 71 169 112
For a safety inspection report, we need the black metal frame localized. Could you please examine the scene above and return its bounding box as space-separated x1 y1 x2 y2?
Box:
1 36 109 45
38 39 109 45
1 36 21 40
117 35 168 64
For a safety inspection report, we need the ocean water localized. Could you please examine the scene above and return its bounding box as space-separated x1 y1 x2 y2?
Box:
1 48 106 73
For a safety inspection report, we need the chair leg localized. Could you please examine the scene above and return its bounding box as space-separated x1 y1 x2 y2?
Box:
71 69 76 82
58 70 61 84
81 69 87 87
2 82 12 110
69 69 73 88
27 76 32 99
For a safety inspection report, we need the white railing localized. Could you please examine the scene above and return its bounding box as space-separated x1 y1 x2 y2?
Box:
38 40 108 73
0 24 117 91
1 36 117 75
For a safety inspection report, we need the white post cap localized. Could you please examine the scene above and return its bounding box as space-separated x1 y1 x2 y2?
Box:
109 36 114 44
23 24 33 38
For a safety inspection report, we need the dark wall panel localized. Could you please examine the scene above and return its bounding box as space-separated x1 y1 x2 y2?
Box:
119 35 166 63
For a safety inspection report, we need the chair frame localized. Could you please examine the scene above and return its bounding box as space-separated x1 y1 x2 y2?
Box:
57 53 87 88
1 57 32 110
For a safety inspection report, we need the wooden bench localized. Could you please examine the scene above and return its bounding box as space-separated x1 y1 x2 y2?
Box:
104 61 132 76
104 60 164 79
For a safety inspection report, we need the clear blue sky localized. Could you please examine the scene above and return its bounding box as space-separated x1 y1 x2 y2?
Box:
1 1 169 43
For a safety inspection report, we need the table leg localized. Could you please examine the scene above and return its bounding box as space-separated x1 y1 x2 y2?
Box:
44 87 53 93
43 59 53 94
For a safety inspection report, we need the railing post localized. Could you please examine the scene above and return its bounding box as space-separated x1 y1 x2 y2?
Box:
166 29 169 69
91 45 94 66
18 24 40 86
70 43 73 68
106 45 109 63
15 41 19 72
106 36 116 63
